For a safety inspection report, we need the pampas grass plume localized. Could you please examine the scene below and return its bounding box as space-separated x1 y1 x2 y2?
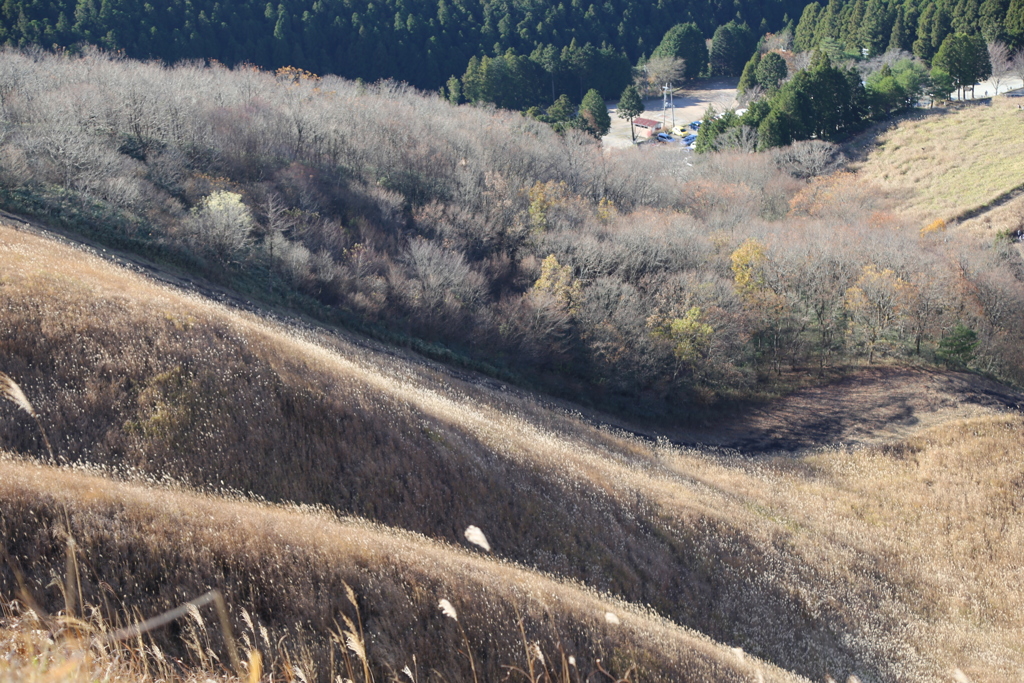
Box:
0 371 36 417
438 599 458 621
246 650 262 683
464 526 491 552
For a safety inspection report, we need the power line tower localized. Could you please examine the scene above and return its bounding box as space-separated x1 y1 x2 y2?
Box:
662 83 675 129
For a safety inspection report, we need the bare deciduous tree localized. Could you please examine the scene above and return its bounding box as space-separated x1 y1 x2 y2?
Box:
772 140 846 179
988 41 1012 96
634 56 686 98
1010 49 1024 87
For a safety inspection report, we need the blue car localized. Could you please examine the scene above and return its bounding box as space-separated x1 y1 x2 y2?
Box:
656 132 673 142
682 133 698 145
689 120 702 130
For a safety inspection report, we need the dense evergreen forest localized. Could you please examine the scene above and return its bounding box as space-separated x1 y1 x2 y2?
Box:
0 0 806 95
791 0 1024 57
1 0 1020 118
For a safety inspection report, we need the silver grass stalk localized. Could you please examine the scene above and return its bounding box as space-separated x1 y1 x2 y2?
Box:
438 599 458 621
463 526 491 552
0 372 35 416
0 371 53 459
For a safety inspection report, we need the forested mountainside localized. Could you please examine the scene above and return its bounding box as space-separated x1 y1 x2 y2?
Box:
1 49 1022 422
0 0 806 92
792 0 1024 57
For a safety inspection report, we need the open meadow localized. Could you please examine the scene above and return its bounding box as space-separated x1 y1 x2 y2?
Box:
852 97 1024 227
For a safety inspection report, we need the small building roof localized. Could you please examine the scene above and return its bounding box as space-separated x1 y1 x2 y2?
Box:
633 117 661 128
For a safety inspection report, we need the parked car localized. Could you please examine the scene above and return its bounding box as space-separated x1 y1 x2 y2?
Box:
671 125 688 136
689 120 701 130
656 132 673 142
682 133 697 144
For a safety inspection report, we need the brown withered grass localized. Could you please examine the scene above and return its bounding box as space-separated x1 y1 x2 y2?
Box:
2 222 1023 681
853 98 1024 225
0 456 798 683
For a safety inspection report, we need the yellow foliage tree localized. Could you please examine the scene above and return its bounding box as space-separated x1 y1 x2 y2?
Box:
649 306 715 368
730 237 794 375
844 264 911 363
532 255 581 313
527 181 566 233
730 238 769 299
597 197 618 223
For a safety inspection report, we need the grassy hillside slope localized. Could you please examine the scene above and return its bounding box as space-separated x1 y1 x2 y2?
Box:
853 99 1024 225
2 221 1024 681
1 457 803 683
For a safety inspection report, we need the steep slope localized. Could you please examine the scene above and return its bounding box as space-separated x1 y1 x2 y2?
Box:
851 99 1024 226
0 457 804 683
2 222 1023 681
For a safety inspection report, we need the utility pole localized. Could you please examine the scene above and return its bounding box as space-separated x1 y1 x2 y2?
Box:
662 83 675 128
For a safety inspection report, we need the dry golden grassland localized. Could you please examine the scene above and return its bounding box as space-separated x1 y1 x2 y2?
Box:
854 98 1024 225
1 223 1023 681
959 192 1024 239
0 456 800 683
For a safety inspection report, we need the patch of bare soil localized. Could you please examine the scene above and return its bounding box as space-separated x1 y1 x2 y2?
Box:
602 78 738 150
678 367 1024 453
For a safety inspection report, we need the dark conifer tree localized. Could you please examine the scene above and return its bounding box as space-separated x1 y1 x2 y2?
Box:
794 2 823 50
710 21 756 76
738 51 761 93
651 22 708 78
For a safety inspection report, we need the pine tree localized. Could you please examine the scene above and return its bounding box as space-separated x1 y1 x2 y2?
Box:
757 109 793 149
931 6 954 56
650 22 708 78
913 5 938 59
445 75 462 104
462 55 484 102
888 7 909 52
756 51 788 90
579 88 611 137
617 84 643 143
979 0 1010 41
936 323 978 368
530 44 562 104
738 51 761 94
710 21 755 77
794 2 822 51
933 32 992 97
547 93 576 121
1007 0 1024 45
816 0 843 43
951 0 982 33
861 0 892 56
842 0 866 50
